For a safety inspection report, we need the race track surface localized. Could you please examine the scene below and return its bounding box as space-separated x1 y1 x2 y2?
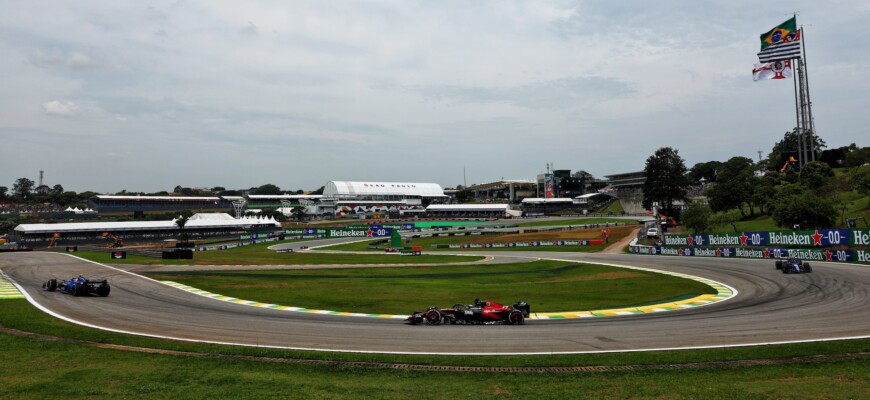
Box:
2 249 869 355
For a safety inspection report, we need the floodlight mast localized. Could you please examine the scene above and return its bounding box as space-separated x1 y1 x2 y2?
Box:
232 200 246 219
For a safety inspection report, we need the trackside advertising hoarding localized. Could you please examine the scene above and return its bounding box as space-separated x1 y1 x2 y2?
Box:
346 224 415 231
285 227 397 237
432 240 605 249
629 245 870 264
853 230 870 246
663 228 856 247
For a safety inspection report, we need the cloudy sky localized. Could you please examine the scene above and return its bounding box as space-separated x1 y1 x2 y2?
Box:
1 1 867 193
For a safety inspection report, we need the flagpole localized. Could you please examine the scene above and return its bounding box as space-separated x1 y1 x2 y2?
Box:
799 26 816 161
792 57 803 167
798 58 811 166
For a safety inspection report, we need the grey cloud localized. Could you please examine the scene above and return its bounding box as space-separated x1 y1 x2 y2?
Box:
408 76 633 110
29 50 102 70
240 21 259 36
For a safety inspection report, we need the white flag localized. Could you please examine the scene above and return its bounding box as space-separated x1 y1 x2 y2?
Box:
752 60 792 81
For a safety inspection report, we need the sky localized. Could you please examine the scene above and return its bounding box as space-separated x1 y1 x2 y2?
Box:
1 1 867 194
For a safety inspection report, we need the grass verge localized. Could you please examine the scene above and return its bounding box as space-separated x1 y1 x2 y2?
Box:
1 313 868 399
143 261 714 314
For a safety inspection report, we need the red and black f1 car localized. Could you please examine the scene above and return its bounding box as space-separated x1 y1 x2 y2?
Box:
407 299 530 325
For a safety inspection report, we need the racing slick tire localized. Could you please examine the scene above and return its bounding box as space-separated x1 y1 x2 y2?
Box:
425 310 442 325
44 279 58 292
805 263 812 273
508 310 525 325
775 260 783 270
96 283 111 297
72 283 85 296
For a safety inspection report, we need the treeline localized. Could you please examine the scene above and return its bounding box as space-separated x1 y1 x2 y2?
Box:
0 179 321 208
643 133 869 231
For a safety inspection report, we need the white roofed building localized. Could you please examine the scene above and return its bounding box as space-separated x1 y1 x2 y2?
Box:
321 181 448 217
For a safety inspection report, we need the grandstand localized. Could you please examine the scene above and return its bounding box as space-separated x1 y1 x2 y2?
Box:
321 181 448 216
9 213 280 248
465 180 536 202
520 198 577 215
245 194 323 208
603 171 646 214
425 204 512 218
88 195 230 213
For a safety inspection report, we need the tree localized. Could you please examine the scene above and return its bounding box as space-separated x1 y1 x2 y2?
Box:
56 191 78 206
77 191 98 203
750 172 779 215
642 147 690 217
291 206 307 222
12 178 35 200
454 188 474 203
251 184 282 195
705 156 758 217
175 215 190 244
853 168 870 206
843 146 870 168
771 184 837 229
799 161 835 193
688 161 722 183
708 209 743 232
767 130 827 171
681 201 712 233
0 186 7 201
218 189 240 196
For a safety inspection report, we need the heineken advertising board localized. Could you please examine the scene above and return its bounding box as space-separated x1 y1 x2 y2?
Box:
347 223 415 231
285 227 396 238
630 245 870 264
663 228 855 247
324 227 393 238
432 240 605 249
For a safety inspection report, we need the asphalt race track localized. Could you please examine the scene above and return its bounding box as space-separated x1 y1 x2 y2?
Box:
2 248 869 355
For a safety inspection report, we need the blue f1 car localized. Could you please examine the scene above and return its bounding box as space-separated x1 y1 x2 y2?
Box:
775 258 813 274
43 275 111 297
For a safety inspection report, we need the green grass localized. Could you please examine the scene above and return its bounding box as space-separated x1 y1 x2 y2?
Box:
145 261 714 314
599 200 625 214
1 331 868 400
730 215 782 232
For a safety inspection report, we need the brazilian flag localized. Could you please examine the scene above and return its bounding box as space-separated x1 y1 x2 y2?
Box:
760 17 797 50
